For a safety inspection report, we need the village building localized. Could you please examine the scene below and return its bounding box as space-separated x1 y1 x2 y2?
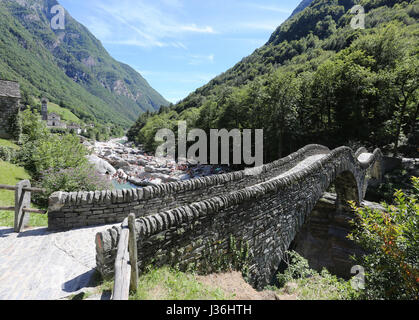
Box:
41 98 67 129
67 122 82 134
0 80 21 140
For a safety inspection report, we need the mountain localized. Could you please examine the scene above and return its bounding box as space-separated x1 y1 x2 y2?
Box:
289 0 315 18
169 0 417 114
0 0 169 127
128 0 418 160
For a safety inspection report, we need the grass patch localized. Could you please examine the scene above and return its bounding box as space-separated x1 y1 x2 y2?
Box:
129 267 228 300
47 101 81 124
272 251 359 300
0 138 19 149
274 271 358 300
0 160 47 228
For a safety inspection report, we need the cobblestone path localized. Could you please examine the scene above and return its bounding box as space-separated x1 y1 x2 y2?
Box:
0 224 118 300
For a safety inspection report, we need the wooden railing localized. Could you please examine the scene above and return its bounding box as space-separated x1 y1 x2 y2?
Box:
112 213 139 300
0 180 47 233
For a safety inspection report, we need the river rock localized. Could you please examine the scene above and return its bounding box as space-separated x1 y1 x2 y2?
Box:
87 155 116 175
114 159 130 170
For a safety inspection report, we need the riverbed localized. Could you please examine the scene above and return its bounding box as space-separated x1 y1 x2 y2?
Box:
86 137 230 190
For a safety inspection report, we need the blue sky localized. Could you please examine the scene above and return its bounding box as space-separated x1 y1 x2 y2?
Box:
59 0 302 103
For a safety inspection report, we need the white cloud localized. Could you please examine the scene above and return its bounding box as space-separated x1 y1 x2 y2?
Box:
179 25 216 34
188 54 215 65
89 0 216 48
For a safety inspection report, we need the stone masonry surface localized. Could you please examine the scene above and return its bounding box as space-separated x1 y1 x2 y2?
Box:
49 145 331 231
0 80 21 139
96 145 384 289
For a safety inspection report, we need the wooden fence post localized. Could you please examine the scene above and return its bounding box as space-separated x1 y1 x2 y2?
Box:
14 180 31 233
128 213 138 293
112 218 131 300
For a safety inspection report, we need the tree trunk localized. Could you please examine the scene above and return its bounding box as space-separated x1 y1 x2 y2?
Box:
394 100 408 156
410 103 419 135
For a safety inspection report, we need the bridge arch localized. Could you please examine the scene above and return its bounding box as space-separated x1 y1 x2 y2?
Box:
334 170 361 212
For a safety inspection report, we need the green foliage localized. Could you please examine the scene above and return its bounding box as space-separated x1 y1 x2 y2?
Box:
194 236 251 279
137 111 180 152
19 133 89 179
130 267 228 300
349 177 419 300
16 108 90 179
0 146 17 162
33 163 112 207
275 251 359 300
277 250 317 287
20 108 49 142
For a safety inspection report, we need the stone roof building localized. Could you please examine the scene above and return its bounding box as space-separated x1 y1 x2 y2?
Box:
67 122 82 134
0 80 21 139
47 112 67 129
40 98 67 129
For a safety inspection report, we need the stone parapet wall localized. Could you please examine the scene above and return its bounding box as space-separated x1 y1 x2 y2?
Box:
48 144 330 231
0 96 20 139
96 145 383 289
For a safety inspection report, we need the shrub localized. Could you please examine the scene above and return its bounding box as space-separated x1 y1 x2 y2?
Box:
349 177 419 300
277 250 317 287
275 251 358 300
18 133 89 179
0 146 17 162
20 108 49 143
34 163 112 206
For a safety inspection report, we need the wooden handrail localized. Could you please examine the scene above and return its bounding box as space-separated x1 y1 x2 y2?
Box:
0 184 46 193
0 181 47 233
0 206 15 211
22 208 47 214
23 187 46 193
0 184 16 191
112 218 131 300
1 207 46 214
112 214 139 300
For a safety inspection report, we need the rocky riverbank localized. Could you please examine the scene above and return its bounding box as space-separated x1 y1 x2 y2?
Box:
85 137 230 188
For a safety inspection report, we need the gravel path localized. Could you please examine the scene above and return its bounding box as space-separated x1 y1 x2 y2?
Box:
0 224 118 300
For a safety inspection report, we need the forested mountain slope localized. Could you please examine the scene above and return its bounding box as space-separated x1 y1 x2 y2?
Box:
0 0 169 127
128 0 418 162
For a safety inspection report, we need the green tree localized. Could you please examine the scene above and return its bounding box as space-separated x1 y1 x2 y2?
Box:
264 71 300 158
349 177 419 300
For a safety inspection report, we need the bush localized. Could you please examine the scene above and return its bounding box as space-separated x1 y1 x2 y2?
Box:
349 177 419 300
18 133 89 179
277 250 317 287
0 146 17 162
275 251 358 300
34 163 112 206
17 108 90 179
20 108 49 143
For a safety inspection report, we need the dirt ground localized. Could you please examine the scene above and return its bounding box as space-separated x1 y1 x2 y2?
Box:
197 271 297 300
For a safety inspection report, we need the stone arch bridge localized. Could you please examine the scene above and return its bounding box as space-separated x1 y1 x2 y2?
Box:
48 144 383 289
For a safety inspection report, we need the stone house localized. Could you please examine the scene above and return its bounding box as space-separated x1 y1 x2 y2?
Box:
67 122 82 134
0 80 21 139
47 112 67 129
